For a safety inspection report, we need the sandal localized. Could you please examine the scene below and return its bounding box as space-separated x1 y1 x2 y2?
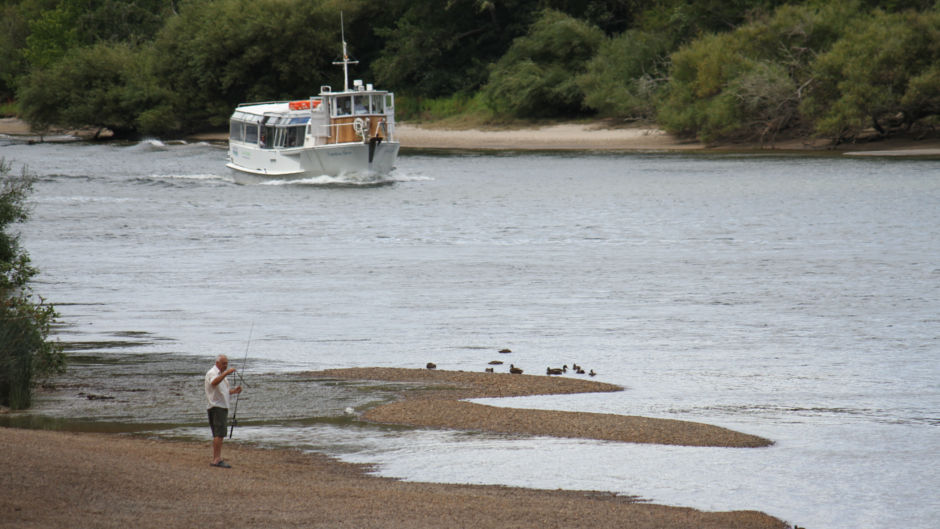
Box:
210 460 232 468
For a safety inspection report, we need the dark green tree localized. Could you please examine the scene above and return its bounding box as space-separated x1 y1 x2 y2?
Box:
372 0 536 97
634 0 786 43
0 158 63 410
802 8 940 140
482 9 605 118
18 41 145 138
0 2 34 100
578 29 672 120
147 0 347 134
21 0 169 70
656 1 862 142
21 0 82 69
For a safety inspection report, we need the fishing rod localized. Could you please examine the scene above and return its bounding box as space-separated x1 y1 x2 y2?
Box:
228 322 252 439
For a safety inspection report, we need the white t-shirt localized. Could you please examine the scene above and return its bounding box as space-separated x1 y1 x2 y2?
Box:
205 365 230 410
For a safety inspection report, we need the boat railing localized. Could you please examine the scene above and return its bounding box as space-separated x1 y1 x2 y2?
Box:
237 100 290 108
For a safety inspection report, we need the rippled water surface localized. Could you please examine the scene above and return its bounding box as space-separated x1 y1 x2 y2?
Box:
2 139 938 529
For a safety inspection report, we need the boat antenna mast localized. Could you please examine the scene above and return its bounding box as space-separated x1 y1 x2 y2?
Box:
332 12 358 92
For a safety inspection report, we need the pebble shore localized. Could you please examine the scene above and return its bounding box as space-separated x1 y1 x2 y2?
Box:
313 368 773 447
1 426 787 529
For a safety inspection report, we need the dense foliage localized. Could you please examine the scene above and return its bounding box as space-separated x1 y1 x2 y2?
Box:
1 0 937 142
483 9 605 118
0 159 64 410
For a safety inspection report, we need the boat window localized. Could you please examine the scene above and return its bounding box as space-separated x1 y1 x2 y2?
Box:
229 120 244 142
261 126 275 149
371 95 385 114
234 111 262 123
284 126 304 147
353 95 369 114
335 96 352 116
245 124 258 144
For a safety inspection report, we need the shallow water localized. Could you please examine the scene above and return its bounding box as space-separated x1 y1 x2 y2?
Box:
2 139 938 529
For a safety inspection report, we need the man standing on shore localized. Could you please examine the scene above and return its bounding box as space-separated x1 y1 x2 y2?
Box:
205 354 242 468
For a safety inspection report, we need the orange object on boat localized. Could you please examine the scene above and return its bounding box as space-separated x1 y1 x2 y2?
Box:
289 100 311 110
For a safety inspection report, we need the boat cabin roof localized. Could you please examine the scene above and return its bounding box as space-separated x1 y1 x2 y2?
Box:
233 82 391 119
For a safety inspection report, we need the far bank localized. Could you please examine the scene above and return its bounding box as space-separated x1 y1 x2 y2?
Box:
4 117 940 156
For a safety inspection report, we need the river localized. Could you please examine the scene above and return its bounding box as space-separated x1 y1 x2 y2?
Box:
1 139 938 529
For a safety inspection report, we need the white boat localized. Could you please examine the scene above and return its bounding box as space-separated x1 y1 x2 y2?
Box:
226 34 399 180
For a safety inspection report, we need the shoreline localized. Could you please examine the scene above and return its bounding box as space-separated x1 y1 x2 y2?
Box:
3 368 784 528
4 116 940 155
0 427 789 529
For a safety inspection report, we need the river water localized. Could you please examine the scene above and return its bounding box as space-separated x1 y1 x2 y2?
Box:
1 139 938 529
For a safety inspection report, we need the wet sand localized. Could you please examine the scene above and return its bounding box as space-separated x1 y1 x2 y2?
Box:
312 368 773 448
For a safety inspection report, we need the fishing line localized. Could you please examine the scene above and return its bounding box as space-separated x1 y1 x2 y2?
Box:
228 322 252 439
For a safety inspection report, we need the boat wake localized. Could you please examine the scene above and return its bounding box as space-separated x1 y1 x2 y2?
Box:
261 173 393 188
235 171 429 188
144 173 236 185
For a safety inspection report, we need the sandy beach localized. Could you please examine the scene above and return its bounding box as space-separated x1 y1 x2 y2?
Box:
393 122 940 154
0 427 788 529
2 367 787 528
394 122 704 151
4 116 940 154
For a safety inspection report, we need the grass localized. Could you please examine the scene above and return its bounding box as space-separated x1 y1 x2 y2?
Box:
395 92 609 130
395 92 495 128
0 100 18 117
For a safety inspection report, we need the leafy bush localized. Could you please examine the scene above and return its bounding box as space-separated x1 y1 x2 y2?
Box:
483 9 604 118
656 31 752 141
18 42 145 137
395 92 492 124
0 159 64 410
372 0 534 98
657 1 862 142
634 0 789 44
802 8 940 140
147 0 347 134
0 3 30 100
578 29 673 120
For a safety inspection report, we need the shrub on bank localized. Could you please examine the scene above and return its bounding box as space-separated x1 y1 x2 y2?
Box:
17 42 145 138
482 10 604 118
577 29 673 121
802 8 940 140
656 1 863 143
0 159 64 410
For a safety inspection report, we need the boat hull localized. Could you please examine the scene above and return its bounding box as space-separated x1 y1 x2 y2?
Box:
227 141 400 180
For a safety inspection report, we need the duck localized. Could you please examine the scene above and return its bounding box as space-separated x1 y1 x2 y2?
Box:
589 369 596 377
509 364 523 374
499 348 512 354
488 360 503 365
546 367 564 375
572 363 581 372
485 367 494 373
426 362 436 369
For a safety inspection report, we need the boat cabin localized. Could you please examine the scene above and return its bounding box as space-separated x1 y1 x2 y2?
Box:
228 80 395 150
